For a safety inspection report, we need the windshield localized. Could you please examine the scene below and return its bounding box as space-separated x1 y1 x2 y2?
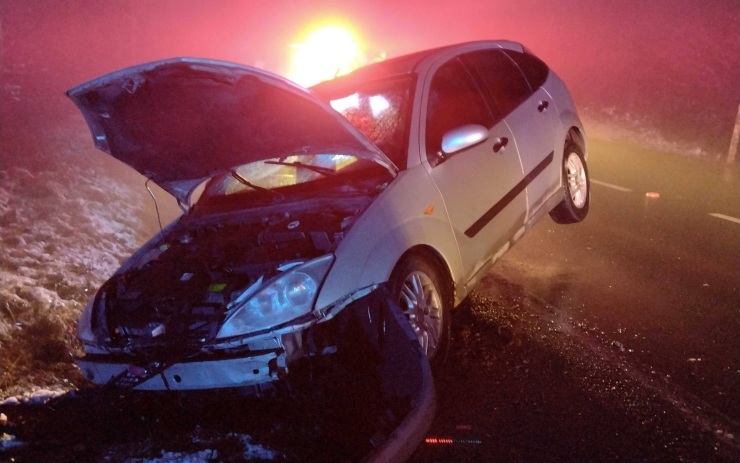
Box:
212 154 358 194
195 153 387 211
314 76 414 169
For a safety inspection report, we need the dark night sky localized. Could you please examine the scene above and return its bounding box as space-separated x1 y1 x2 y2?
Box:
1 0 739 166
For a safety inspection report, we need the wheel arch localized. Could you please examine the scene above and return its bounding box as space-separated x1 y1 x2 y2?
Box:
566 126 587 157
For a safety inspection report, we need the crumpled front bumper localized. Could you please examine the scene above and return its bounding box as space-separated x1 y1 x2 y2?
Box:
77 286 435 462
77 351 280 391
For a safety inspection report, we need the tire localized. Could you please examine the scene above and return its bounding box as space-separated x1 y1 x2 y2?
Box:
389 253 452 364
549 141 590 224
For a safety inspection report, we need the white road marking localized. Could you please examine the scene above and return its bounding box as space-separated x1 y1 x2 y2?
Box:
590 182 738 226
591 179 632 192
709 213 740 224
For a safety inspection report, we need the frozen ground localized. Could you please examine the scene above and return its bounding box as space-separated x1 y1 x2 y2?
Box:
0 388 280 463
0 159 145 396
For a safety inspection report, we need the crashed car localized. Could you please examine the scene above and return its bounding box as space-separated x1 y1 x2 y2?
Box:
69 40 589 391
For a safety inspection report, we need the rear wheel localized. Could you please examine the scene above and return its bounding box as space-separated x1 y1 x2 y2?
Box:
549 141 590 224
389 253 452 364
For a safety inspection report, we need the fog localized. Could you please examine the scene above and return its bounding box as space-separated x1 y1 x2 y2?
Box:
2 0 739 166
0 0 738 395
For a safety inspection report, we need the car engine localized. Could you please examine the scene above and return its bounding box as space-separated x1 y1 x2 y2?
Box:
93 200 367 352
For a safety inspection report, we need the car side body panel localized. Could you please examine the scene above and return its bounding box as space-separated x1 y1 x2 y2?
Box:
315 166 463 311
541 72 587 156
320 40 586 312
537 71 588 211
505 86 562 221
410 43 529 302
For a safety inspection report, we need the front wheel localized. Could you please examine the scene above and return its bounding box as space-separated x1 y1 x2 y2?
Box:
549 141 590 224
389 253 452 364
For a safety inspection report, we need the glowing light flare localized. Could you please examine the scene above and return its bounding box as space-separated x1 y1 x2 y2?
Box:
369 95 390 116
329 93 360 113
289 25 365 87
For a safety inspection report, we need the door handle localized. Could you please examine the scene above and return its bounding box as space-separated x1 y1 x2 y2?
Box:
537 100 550 112
492 137 509 153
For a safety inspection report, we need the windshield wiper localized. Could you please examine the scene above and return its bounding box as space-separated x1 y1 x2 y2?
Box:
264 160 336 177
230 170 284 199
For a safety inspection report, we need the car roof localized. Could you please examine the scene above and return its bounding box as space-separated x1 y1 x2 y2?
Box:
311 40 525 93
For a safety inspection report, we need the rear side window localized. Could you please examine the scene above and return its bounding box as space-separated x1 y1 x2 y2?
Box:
462 49 532 123
425 58 492 158
502 49 550 90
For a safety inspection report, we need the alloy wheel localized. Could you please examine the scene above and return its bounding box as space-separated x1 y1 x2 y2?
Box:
397 270 444 358
566 152 588 209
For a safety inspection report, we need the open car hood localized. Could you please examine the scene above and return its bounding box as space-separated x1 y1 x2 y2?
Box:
67 58 396 203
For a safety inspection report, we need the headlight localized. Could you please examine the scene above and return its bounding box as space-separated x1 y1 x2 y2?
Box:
216 254 334 339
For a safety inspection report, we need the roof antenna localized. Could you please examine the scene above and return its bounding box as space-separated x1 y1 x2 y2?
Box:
145 178 164 236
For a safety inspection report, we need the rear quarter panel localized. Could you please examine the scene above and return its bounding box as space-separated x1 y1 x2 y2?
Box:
543 71 587 157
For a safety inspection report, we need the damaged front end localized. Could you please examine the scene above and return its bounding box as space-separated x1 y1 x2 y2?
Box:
78 287 437 463
76 196 376 391
78 280 435 462
67 58 433 461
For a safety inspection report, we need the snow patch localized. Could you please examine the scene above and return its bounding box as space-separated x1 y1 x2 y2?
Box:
137 435 279 463
0 162 149 395
0 165 142 310
0 388 66 406
142 449 219 463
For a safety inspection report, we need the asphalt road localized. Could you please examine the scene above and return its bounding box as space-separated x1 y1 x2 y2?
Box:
411 138 740 462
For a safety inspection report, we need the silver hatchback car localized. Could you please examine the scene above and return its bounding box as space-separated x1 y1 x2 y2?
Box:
70 40 588 391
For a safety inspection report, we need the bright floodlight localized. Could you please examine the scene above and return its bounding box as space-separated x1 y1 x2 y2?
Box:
289 25 364 87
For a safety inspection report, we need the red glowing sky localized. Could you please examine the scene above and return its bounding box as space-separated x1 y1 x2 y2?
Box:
3 0 736 86
1 0 738 161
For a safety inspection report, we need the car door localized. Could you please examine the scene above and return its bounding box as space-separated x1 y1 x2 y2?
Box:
463 49 561 221
423 57 526 283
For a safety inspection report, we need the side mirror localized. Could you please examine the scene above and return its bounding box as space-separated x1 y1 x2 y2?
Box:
441 124 489 155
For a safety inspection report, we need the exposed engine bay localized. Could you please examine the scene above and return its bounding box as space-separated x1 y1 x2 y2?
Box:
91 196 372 354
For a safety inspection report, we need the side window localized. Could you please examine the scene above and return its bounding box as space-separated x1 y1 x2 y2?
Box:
463 49 532 123
425 58 492 161
502 49 550 90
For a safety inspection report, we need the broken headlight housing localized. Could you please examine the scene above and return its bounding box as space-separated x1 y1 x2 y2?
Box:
77 297 98 344
216 254 334 339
